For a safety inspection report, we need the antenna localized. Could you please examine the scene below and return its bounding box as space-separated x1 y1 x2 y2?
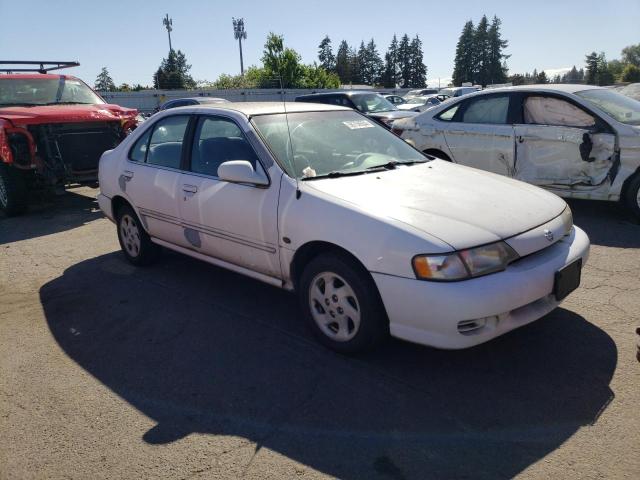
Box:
278 75 302 199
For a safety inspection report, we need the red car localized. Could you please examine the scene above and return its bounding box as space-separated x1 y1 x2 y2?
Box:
0 64 137 215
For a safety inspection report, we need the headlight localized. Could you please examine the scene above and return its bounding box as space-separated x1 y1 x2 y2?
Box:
412 241 519 281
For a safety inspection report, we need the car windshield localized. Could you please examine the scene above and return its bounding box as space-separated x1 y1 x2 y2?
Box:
350 94 397 113
576 88 640 126
0 77 104 106
252 110 427 179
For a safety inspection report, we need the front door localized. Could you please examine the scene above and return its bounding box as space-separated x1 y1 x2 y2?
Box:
177 115 281 278
513 94 616 187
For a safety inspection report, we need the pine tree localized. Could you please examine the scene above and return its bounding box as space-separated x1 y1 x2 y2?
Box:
536 71 549 84
408 35 427 87
398 34 411 87
585 51 599 85
382 35 400 88
473 15 490 86
487 16 508 85
358 39 383 85
94 67 116 92
153 49 195 89
335 40 351 84
452 21 475 86
596 52 614 86
318 35 336 72
350 45 362 84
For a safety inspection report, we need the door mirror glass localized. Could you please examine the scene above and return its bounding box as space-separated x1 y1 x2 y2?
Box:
217 160 268 186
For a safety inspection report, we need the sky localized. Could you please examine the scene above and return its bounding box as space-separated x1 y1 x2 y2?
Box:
1 0 638 88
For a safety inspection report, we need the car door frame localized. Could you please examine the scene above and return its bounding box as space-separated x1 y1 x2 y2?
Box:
176 112 283 279
121 113 196 248
511 91 620 188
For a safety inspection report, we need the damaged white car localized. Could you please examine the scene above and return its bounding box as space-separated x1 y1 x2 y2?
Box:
392 85 640 216
98 102 589 353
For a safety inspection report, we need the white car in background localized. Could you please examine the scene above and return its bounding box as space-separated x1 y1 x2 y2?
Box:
98 102 589 353
393 85 640 217
397 95 442 112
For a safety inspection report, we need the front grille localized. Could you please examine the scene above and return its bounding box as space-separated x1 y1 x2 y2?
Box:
29 122 122 173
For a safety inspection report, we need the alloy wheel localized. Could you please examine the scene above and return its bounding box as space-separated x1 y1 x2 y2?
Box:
308 272 361 342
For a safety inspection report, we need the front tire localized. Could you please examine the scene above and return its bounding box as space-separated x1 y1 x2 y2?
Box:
299 253 388 353
624 172 640 219
0 164 28 216
116 204 160 266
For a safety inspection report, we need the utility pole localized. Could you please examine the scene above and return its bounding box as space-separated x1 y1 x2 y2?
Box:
232 17 247 75
163 14 173 52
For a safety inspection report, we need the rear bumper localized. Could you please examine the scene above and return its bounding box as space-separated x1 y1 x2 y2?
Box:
97 193 114 222
372 226 590 349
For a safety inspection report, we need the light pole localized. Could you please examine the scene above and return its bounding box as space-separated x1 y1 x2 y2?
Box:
163 14 173 52
232 17 247 76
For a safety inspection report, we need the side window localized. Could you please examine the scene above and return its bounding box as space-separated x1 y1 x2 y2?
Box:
190 116 260 177
462 96 509 124
524 96 596 128
437 104 460 121
146 115 190 169
129 128 152 162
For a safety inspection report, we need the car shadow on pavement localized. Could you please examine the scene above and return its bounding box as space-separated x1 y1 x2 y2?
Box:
567 198 640 248
0 187 102 245
40 251 617 480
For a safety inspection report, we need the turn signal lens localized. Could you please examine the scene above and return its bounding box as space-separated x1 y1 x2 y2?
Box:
413 254 468 281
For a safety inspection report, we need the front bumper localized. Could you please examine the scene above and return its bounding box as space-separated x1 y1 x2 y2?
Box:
373 226 590 349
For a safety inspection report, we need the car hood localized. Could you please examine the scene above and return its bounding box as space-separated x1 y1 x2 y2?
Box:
303 160 567 250
0 104 137 127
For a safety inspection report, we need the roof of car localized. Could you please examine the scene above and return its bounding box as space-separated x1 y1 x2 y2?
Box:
482 84 604 94
0 74 76 80
187 101 351 116
296 91 376 98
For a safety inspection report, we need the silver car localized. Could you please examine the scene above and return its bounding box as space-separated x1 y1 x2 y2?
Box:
393 84 640 217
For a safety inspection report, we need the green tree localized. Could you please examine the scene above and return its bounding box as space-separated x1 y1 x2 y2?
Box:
562 65 583 83
261 33 304 88
621 43 640 67
398 34 411 87
300 63 341 88
382 34 400 88
536 70 549 84
452 21 475 86
153 49 196 89
358 39 383 85
621 64 640 83
94 67 116 92
335 40 351 84
607 59 625 80
318 35 336 72
487 16 509 84
349 45 361 84
585 51 599 85
408 35 427 87
596 53 615 86
509 73 525 85
473 15 490 86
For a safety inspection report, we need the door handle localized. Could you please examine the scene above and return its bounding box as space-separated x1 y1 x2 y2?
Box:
182 184 198 193
122 170 134 181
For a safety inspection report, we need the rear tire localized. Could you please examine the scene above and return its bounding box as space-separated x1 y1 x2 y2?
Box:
116 204 161 266
623 172 640 219
0 163 28 216
299 252 388 354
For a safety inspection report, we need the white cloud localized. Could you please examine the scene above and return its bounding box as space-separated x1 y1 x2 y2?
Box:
541 67 571 78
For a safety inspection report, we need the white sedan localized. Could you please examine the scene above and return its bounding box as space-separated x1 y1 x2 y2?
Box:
392 85 640 217
98 102 589 353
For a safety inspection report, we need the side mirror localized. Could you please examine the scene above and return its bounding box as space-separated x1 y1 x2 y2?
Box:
217 160 268 186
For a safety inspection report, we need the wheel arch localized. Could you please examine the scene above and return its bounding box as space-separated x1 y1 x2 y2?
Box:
423 148 452 161
289 241 371 292
110 195 151 233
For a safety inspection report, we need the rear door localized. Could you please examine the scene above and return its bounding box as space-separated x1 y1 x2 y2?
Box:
122 114 192 247
441 93 516 176
513 94 616 186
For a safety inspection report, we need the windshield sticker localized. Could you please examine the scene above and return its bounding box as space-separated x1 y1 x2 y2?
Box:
342 120 374 130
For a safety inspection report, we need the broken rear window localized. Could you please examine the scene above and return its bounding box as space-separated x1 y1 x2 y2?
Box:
524 96 595 128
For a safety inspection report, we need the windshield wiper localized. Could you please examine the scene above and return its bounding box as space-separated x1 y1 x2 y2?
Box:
0 102 38 107
42 101 93 105
366 159 428 170
301 170 369 181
